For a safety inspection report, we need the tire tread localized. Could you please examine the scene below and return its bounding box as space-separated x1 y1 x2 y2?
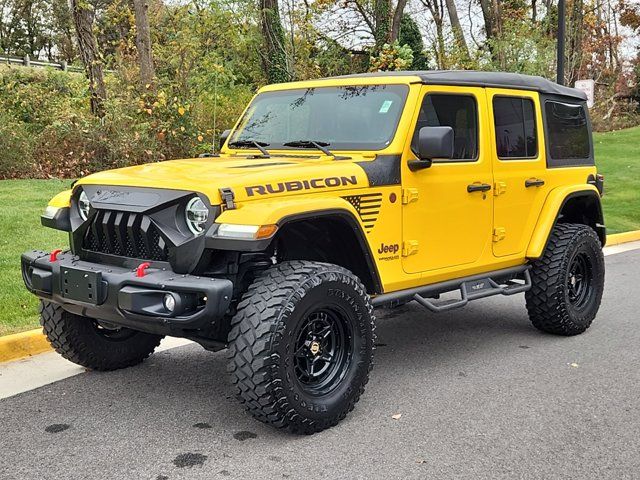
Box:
40 301 162 371
227 260 375 434
525 223 604 336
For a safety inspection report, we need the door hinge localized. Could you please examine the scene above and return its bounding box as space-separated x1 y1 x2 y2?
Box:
402 188 419 204
219 187 236 210
402 240 419 256
494 181 507 196
493 227 506 242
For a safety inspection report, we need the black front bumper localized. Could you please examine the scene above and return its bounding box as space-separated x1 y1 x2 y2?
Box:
21 250 233 336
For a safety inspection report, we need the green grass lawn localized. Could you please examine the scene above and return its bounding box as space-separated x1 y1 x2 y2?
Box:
0 126 638 335
0 179 69 335
593 127 640 233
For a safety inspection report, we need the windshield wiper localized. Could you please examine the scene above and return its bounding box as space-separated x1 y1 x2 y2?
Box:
228 139 270 157
283 140 335 158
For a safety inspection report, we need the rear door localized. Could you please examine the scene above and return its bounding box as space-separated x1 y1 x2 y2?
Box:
488 89 550 257
401 86 493 274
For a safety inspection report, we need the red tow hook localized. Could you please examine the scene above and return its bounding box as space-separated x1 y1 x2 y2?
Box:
49 249 63 262
136 262 152 277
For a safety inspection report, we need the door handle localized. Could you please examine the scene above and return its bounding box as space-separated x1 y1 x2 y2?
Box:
467 183 492 193
525 178 545 188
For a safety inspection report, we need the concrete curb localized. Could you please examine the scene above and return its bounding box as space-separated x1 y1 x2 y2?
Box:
606 230 640 246
2 229 640 364
0 328 51 363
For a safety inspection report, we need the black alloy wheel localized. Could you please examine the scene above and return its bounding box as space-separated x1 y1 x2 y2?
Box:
293 307 353 396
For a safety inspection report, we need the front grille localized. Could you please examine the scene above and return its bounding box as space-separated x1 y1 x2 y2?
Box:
83 210 169 261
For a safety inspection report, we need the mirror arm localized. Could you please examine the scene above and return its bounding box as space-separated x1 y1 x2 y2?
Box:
408 159 433 171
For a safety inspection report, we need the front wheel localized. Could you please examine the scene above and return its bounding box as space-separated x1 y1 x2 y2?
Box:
40 301 163 370
526 223 605 335
227 261 375 434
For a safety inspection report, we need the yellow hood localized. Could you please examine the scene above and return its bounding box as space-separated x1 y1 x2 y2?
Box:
76 154 372 204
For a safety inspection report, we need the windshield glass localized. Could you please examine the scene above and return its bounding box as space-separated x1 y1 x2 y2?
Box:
229 85 409 151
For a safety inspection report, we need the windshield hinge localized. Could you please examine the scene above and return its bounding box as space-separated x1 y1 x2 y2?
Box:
219 187 236 210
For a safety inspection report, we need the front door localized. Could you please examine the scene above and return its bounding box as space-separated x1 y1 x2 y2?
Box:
402 86 493 274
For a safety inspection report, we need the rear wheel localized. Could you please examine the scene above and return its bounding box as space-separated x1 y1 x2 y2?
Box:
40 300 163 370
227 261 375 434
526 223 605 335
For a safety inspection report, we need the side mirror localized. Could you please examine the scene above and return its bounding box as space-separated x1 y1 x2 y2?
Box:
219 129 231 149
408 126 454 171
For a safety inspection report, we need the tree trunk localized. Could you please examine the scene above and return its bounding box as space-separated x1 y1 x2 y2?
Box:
479 0 495 39
374 0 392 48
70 0 107 118
435 18 446 68
390 0 408 42
260 0 292 83
479 0 503 64
420 0 446 67
133 0 155 88
566 0 584 84
444 0 469 60
531 0 537 22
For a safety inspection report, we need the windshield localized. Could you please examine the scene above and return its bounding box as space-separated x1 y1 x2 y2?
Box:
229 85 409 151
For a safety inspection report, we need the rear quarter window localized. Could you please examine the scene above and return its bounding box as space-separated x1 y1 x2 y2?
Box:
544 100 593 167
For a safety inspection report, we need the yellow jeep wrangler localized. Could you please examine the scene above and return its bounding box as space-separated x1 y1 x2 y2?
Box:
22 71 606 434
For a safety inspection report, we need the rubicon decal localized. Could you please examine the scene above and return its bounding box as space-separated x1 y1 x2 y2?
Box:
246 176 358 196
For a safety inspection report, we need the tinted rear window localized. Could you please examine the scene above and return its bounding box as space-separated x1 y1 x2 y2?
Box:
545 101 590 160
493 97 537 158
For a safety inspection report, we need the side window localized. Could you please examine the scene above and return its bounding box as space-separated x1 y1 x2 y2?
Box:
411 94 478 161
493 97 538 159
545 101 590 161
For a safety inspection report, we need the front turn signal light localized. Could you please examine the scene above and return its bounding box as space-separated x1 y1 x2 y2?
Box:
216 223 278 240
255 224 278 239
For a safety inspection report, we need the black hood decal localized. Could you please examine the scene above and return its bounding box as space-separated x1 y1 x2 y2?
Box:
356 155 401 186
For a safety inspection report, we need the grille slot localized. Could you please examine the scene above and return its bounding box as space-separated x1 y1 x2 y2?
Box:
83 210 169 261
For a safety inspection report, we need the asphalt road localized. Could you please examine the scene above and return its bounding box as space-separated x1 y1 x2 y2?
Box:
2 249 640 480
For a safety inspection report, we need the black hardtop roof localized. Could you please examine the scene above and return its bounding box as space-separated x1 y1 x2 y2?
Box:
336 70 587 101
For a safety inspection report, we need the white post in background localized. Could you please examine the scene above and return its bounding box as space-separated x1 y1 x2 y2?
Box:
574 79 595 108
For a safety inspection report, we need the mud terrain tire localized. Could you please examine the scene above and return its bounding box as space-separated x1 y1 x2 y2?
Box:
526 223 604 336
227 261 375 434
40 301 163 370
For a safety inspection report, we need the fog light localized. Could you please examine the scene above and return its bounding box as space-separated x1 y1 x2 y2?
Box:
163 293 176 313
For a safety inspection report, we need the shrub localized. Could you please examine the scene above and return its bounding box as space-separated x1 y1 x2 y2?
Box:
0 66 251 179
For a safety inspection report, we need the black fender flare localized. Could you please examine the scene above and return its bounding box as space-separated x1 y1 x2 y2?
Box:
206 208 382 293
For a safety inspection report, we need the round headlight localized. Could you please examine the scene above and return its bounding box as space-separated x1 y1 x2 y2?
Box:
185 197 208 235
78 191 90 221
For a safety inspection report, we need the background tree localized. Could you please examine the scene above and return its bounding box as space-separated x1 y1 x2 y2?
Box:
419 0 447 68
398 14 428 69
132 0 154 87
260 0 292 83
1 0 639 180
479 0 504 64
70 0 107 117
444 0 469 61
